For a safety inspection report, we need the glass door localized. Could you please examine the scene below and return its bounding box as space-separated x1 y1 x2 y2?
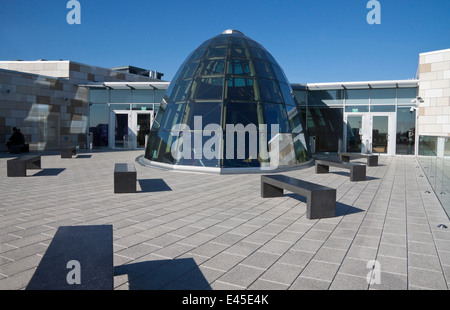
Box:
372 116 389 154
114 112 129 148
370 113 396 155
346 115 363 152
136 113 152 148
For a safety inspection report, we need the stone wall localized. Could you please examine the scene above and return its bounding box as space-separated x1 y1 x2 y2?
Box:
418 49 450 137
0 61 158 151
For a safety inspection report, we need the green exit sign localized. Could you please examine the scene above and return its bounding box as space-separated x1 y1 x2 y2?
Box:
352 108 359 112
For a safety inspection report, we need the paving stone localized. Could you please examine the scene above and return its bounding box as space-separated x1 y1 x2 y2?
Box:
0 151 448 290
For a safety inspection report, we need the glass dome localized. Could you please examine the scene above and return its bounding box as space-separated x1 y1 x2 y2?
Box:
145 30 311 171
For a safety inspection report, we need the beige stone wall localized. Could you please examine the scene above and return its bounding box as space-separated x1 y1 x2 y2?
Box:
418 49 450 137
0 61 158 151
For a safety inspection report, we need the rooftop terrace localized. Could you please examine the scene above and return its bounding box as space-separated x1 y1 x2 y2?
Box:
0 150 449 290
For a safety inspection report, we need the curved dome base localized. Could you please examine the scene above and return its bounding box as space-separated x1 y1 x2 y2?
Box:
137 155 313 175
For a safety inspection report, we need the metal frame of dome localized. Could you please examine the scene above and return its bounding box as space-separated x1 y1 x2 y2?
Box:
143 30 311 173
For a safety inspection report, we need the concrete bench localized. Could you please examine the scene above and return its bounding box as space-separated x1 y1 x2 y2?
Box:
339 152 378 166
315 159 366 182
114 163 136 193
26 225 113 290
9 144 29 154
61 146 76 158
261 175 336 220
7 155 41 177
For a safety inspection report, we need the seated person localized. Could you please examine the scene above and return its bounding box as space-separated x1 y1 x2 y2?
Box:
6 127 25 152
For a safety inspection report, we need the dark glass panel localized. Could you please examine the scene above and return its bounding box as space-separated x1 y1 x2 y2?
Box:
224 101 263 129
397 87 418 104
371 88 395 105
110 89 131 103
263 102 291 133
222 131 262 168
89 88 109 104
89 104 109 148
264 51 278 65
308 90 344 107
307 107 343 152
346 115 362 152
159 102 186 131
132 89 154 103
229 36 247 47
212 35 230 46
419 136 437 156
225 77 258 101
190 77 224 100
370 105 395 112
345 105 369 113
145 129 159 159
178 60 200 80
372 116 389 154
396 107 416 155
293 134 310 163
229 45 251 57
271 64 287 83
203 45 228 58
259 79 283 103
153 130 178 164
279 82 295 106
286 105 304 134
228 57 255 76
293 90 307 107
182 101 222 130
189 42 210 61
169 79 192 103
250 47 268 60
254 59 276 80
247 38 261 48
151 101 166 130
175 132 221 168
345 89 369 105
197 58 225 76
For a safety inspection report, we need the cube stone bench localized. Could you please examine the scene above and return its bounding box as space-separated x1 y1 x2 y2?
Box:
9 144 29 154
61 146 76 158
7 155 41 177
261 175 336 220
114 163 137 193
315 159 366 182
339 152 378 166
26 225 113 290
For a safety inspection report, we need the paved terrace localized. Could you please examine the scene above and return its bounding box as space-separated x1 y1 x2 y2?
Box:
0 150 449 290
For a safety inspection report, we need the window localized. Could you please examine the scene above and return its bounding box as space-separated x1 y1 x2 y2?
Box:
225 77 258 101
260 79 283 103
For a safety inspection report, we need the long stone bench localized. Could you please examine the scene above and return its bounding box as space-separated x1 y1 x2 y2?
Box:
261 175 336 220
7 155 41 177
61 146 76 158
114 163 137 193
26 225 114 290
339 152 378 166
315 159 366 182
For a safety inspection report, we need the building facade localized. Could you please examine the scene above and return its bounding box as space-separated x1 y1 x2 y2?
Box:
0 60 163 151
0 48 449 158
417 48 450 156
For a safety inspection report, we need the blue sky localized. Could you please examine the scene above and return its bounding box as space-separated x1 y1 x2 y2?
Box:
1 0 449 83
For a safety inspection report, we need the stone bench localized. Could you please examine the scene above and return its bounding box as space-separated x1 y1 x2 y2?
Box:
114 163 137 193
61 147 76 158
261 175 336 220
9 144 29 154
315 159 366 182
26 225 114 290
339 152 378 166
7 155 41 177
